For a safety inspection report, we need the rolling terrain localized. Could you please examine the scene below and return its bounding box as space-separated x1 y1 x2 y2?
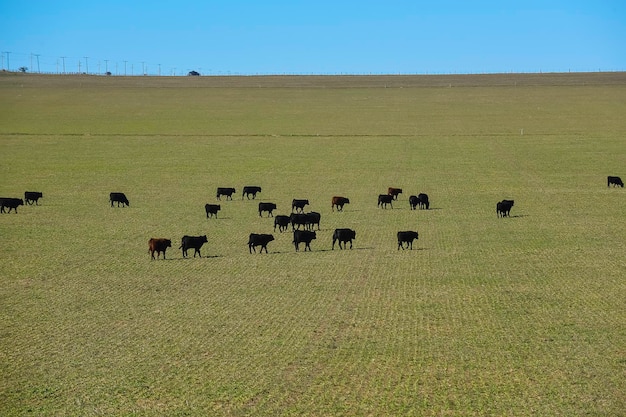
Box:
1 72 625 416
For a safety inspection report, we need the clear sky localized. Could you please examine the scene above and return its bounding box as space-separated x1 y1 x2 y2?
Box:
1 1 624 75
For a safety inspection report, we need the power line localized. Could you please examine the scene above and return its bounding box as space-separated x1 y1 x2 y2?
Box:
3 51 10 71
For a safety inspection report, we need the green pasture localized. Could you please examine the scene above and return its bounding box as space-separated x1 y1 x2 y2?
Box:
1 73 625 416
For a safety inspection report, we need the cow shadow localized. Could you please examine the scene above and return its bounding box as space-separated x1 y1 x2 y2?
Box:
292 247 375 253
329 246 375 252
163 254 223 261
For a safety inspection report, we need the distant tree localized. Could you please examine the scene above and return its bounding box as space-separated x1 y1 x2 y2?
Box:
106 71 112 76
188 70 200 76
18 66 28 73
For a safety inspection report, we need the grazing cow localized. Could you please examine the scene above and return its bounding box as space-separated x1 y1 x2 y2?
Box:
331 196 350 211
148 238 172 260
292 199 309 213
409 195 419 210
216 187 236 200
417 193 430 209
388 187 403 200
205 203 221 218
179 235 208 258
305 211 321 230
397 231 419 250
378 194 394 209
242 186 262 199
608 176 624 187
110 192 129 207
293 230 316 252
248 233 275 253
274 215 291 232
290 213 309 230
258 202 277 217
496 200 515 218
24 191 43 205
332 228 356 250
0 198 24 213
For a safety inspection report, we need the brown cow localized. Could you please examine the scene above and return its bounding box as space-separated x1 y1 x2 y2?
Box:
331 196 350 211
148 238 172 260
388 187 402 200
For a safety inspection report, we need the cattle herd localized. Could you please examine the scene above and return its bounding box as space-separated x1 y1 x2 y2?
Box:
0 191 42 213
1 176 623 260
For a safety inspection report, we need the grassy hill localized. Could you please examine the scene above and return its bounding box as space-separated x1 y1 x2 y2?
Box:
1 72 625 416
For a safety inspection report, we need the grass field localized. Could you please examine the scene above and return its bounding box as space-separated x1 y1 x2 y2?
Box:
1 72 625 416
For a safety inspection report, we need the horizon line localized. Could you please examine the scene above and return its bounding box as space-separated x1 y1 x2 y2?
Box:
2 69 625 77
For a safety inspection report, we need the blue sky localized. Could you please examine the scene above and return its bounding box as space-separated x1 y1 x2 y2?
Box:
1 1 624 75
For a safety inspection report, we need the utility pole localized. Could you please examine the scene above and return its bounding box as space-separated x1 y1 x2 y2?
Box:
61 57 66 74
104 59 109 74
35 54 40 73
84 56 89 74
4 51 10 71
158 63 161 76
141 61 145 75
78 59 81 73
123 60 127 76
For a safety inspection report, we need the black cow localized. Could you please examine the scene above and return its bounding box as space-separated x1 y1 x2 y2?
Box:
148 238 172 260
274 215 291 232
293 230 316 252
388 187 403 200
205 204 221 218
290 213 309 230
409 195 419 210
397 231 419 250
0 198 24 213
179 235 208 258
305 212 321 230
110 192 129 207
417 193 430 209
258 202 277 217
332 228 356 250
496 200 515 217
378 194 393 209
248 233 275 253
24 191 43 205
608 176 624 187
331 196 350 212
242 186 262 199
292 199 309 213
216 187 236 200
